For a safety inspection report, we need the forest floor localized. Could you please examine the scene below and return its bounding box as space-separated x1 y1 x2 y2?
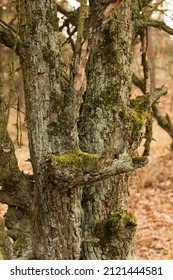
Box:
1 90 173 260
128 120 173 260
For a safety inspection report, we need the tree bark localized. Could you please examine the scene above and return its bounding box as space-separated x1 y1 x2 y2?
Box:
17 0 84 259
77 0 137 260
0 75 32 259
0 0 166 260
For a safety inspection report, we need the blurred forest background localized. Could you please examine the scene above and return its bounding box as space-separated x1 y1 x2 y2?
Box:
1 0 173 259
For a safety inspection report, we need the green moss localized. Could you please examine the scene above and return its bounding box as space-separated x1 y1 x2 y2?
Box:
132 156 148 165
95 211 121 243
119 108 144 141
122 210 137 226
95 209 137 244
130 95 149 131
130 95 150 140
46 9 59 31
119 95 150 141
130 95 149 112
48 149 100 172
130 108 144 131
13 235 30 259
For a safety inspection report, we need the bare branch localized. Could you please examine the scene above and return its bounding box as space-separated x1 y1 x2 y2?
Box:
84 155 148 184
145 0 165 16
132 73 145 93
141 0 154 7
0 20 19 52
149 85 168 106
141 19 173 36
58 5 80 28
132 75 168 107
152 105 173 138
132 74 173 139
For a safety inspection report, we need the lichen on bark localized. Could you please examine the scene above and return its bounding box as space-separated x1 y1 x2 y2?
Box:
0 218 12 260
94 209 137 259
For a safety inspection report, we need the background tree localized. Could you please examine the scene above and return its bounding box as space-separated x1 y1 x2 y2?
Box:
0 0 171 259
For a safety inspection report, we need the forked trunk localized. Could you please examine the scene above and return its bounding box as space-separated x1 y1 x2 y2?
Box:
0 0 153 259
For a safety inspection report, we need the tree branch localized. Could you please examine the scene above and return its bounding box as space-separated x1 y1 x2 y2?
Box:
141 19 173 36
141 0 153 7
152 105 173 138
0 75 32 209
132 73 173 140
132 73 145 93
83 155 148 184
149 85 168 106
57 4 80 29
0 20 19 52
47 152 148 189
57 4 70 17
132 73 168 106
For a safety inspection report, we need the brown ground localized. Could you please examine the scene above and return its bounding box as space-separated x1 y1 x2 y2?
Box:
128 120 173 259
1 94 173 259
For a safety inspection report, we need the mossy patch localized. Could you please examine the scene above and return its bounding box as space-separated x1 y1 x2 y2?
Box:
95 211 121 243
130 95 149 114
48 149 100 172
13 235 30 259
95 209 137 244
119 95 150 142
46 9 59 31
132 156 148 165
122 209 137 226
129 95 150 140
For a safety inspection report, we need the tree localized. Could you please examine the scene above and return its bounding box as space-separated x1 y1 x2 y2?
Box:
0 0 170 260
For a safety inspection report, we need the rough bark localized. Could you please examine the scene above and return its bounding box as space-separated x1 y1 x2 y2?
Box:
0 217 12 259
0 0 167 260
0 75 32 259
17 0 84 259
77 0 137 259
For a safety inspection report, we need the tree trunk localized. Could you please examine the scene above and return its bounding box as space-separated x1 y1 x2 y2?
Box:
78 0 137 260
17 0 83 260
0 0 162 260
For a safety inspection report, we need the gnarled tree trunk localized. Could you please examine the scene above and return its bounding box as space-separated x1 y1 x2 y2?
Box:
0 0 166 259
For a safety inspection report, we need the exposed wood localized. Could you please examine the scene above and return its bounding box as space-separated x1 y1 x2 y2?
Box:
103 0 123 18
